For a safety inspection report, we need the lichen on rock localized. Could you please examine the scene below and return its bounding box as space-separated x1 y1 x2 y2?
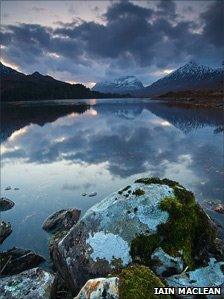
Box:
86 232 131 266
54 179 175 292
0 267 54 299
74 277 119 299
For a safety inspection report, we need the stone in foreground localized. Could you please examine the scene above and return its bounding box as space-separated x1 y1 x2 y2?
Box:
42 208 81 233
75 265 170 299
53 178 222 293
0 268 54 299
0 221 12 244
0 247 45 275
74 277 119 299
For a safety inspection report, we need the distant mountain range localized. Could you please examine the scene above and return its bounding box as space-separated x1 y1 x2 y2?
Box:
0 63 122 101
93 61 223 97
1 61 223 101
92 75 143 94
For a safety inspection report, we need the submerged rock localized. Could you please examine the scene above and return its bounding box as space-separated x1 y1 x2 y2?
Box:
151 247 184 277
0 247 45 276
0 221 12 244
89 192 97 197
42 208 81 233
0 267 54 299
0 197 15 211
74 277 119 299
52 177 223 293
5 186 12 191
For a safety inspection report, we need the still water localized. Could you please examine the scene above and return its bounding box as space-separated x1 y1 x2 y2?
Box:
1 98 223 258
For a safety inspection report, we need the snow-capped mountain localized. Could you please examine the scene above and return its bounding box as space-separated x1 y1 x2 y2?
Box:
137 61 223 97
92 76 144 94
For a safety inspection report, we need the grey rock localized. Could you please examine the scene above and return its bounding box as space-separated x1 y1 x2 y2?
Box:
0 267 54 299
151 247 184 276
42 208 81 233
0 221 12 244
166 258 224 299
0 247 45 275
88 192 97 197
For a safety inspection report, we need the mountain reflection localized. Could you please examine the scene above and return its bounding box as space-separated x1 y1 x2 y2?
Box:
1 99 223 204
1 102 90 142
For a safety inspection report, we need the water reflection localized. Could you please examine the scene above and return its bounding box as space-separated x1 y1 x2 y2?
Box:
1 99 223 255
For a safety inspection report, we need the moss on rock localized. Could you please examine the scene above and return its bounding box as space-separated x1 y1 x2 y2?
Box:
130 234 161 265
118 265 171 299
135 177 182 188
131 178 218 269
132 189 145 196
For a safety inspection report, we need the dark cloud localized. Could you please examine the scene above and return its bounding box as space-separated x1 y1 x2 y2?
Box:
156 0 177 20
1 0 223 84
201 0 224 48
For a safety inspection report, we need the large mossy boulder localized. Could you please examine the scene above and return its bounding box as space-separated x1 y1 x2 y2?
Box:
0 267 54 299
53 178 222 294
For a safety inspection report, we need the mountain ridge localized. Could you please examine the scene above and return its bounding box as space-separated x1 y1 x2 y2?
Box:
92 75 144 94
1 61 223 101
0 62 125 101
136 61 223 97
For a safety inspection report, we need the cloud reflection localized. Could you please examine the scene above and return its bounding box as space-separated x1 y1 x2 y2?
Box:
1 100 223 203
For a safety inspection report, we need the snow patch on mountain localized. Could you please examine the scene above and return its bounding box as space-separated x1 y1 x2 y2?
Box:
92 76 144 94
139 61 224 96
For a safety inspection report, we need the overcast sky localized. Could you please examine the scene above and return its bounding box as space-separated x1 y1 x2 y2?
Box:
1 0 223 86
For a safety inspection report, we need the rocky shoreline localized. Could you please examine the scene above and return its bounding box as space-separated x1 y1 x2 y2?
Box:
0 178 224 298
